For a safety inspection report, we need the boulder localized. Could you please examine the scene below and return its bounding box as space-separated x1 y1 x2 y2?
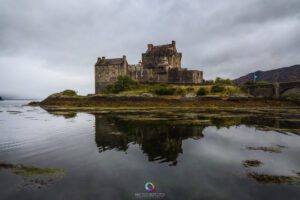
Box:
140 93 156 98
185 93 196 98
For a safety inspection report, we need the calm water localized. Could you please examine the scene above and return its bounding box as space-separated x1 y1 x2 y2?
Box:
0 101 300 200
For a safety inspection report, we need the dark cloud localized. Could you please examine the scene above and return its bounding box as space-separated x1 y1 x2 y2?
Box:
0 0 299 98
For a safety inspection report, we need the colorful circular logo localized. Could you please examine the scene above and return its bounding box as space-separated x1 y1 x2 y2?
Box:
145 182 156 192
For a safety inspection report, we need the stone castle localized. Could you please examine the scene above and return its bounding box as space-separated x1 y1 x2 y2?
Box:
95 41 203 93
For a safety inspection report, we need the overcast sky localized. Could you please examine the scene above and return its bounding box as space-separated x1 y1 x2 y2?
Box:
1 0 300 99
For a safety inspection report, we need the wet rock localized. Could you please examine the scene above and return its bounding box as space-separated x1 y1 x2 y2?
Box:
6 110 22 114
0 161 65 190
0 161 64 176
49 111 77 119
246 146 282 153
276 144 287 148
242 160 263 167
27 101 40 106
247 172 298 184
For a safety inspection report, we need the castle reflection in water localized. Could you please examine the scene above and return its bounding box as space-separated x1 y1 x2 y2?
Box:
94 114 300 166
94 115 205 166
47 111 300 166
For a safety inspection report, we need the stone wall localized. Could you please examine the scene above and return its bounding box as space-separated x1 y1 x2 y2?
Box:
168 68 203 84
142 54 182 69
95 64 127 93
142 41 182 69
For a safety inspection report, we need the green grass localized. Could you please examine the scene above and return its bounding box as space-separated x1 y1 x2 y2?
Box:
61 89 77 96
12 166 64 176
0 162 64 177
113 84 245 96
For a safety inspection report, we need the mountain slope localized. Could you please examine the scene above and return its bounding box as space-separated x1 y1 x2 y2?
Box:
234 65 300 85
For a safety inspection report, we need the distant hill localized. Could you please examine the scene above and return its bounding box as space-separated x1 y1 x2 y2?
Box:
234 65 300 85
0 94 34 100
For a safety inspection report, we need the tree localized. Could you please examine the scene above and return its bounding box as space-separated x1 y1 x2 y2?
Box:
152 85 176 95
197 88 208 96
211 85 224 93
214 77 233 85
111 75 139 93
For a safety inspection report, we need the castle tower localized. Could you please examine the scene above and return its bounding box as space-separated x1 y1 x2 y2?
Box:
141 41 182 69
94 56 128 93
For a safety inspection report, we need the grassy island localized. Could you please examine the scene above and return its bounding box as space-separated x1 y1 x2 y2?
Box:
32 76 299 113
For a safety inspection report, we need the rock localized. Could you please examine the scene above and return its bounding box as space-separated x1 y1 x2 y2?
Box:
242 160 263 167
48 93 62 98
185 93 196 98
140 93 156 97
28 101 40 106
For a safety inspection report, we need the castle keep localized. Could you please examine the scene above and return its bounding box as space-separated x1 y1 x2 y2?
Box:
95 41 203 93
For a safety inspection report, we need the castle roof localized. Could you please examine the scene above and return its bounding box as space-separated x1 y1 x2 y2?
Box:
145 43 179 56
95 57 126 66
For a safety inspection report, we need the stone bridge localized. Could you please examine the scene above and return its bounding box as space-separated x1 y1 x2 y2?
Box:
245 81 300 98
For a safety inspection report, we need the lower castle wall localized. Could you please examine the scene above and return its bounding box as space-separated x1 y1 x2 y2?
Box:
168 69 203 84
95 64 127 93
96 64 203 93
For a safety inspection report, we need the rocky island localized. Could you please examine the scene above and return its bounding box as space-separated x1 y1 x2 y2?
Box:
38 85 300 114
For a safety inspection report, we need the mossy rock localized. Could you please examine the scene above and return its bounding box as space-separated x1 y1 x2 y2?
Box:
247 172 298 184
0 162 64 177
61 90 77 96
246 146 282 153
242 160 263 168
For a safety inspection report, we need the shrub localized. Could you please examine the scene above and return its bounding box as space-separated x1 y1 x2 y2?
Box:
200 80 214 85
211 85 224 93
215 77 233 85
110 75 139 93
186 87 194 92
61 90 77 96
176 87 186 96
197 88 208 96
153 85 176 95
243 80 255 85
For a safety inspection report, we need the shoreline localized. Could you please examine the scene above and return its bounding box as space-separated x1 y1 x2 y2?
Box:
33 94 300 114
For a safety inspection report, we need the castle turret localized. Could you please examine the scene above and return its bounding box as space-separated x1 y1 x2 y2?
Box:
123 55 127 74
172 40 176 47
95 55 129 93
147 44 153 51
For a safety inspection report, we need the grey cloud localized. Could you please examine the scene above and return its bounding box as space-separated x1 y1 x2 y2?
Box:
0 0 299 98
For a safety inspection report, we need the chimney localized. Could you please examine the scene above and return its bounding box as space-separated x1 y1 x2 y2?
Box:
172 40 176 47
147 44 153 50
122 55 128 74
